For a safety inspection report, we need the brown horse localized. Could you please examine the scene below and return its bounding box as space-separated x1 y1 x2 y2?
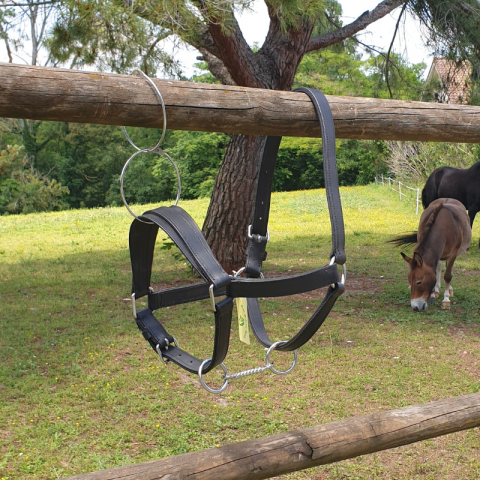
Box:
391 198 471 311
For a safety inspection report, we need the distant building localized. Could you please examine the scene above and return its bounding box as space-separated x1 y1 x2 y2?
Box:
424 58 471 104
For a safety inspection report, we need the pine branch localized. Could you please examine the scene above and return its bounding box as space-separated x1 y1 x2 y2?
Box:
196 48 236 85
198 3 258 87
306 0 407 53
385 3 408 98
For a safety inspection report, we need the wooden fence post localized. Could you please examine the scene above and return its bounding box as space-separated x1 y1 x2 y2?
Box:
62 392 480 480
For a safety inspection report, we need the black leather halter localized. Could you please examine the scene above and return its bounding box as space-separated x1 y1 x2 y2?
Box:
129 88 346 378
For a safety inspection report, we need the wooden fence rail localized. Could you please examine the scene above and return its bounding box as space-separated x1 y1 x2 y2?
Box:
63 392 480 480
2 63 480 143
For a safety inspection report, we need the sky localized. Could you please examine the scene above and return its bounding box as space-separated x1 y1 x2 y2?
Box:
0 0 435 77
173 0 434 78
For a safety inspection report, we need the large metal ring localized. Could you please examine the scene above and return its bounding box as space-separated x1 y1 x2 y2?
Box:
122 69 167 152
266 341 298 375
120 147 181 223
198 358 229 393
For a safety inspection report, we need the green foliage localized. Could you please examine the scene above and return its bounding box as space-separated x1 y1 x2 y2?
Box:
295 50 426 101
410 0 480 62
273 137 324 191
266 0 326 32
0 146 69 215
46 0 180 76
273 137 388 192
336 140 389 186
160 131 229 199
192 62 221 84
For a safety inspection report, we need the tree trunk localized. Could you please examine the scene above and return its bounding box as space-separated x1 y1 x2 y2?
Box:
200 14 314 272
202 134 268 273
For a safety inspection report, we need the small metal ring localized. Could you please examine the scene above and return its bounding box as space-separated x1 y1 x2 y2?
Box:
120 147 181 223
122 69 167 152
266 341 298 375
198 358 229 393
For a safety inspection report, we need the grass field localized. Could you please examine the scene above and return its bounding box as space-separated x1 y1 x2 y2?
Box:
1 183 480 480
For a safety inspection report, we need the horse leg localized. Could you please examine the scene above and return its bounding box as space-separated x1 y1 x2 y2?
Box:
442 256 456 309
434 260 442 299
468 208 480 248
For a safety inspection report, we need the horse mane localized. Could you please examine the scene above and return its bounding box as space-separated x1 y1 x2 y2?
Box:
415 201 444 256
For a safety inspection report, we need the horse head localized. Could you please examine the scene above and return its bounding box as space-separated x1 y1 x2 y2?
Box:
401 252 437 311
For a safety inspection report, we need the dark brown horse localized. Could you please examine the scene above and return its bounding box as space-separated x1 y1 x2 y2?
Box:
391 198 471 311
422 162 480 245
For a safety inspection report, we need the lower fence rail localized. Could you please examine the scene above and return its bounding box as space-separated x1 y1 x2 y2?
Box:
63 392 480 480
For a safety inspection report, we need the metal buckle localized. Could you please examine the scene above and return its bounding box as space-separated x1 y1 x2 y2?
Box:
231 266 263 279
208 284 216 312
131 293 137 319
247 225 270 242
156 337 179 365
330 257 347 287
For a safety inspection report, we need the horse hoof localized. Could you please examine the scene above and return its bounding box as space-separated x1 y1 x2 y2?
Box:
434 292 439 299
449 288 454 297
442 301 451 310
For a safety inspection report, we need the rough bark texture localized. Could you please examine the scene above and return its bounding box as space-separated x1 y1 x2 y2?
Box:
202 134 267 272
3 63 480 142
196 48 236 85
189 0 408 271
196 6 317 270
62 392 480 480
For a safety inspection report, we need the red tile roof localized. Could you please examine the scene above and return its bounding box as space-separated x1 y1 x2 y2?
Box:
431 58 471 104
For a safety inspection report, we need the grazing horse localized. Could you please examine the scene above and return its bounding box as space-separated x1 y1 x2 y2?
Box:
422 162 480 246
390 198 471 311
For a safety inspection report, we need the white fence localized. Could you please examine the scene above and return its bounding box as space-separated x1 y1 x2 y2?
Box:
375 174 420 215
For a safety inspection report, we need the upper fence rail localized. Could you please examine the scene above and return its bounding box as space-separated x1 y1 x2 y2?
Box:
2 63 480 142
375 174 421 215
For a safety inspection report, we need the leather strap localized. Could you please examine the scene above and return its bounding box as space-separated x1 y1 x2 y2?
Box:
239 87 346 352
245 136 282 277
135 296 233 374
128 87 346 377
247 283 345 351
294 88 346 265
147 263 338 310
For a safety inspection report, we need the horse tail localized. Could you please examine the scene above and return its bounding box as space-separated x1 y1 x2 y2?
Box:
388 232 418 247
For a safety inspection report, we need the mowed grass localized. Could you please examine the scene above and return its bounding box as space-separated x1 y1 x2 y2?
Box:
1 183 480 480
